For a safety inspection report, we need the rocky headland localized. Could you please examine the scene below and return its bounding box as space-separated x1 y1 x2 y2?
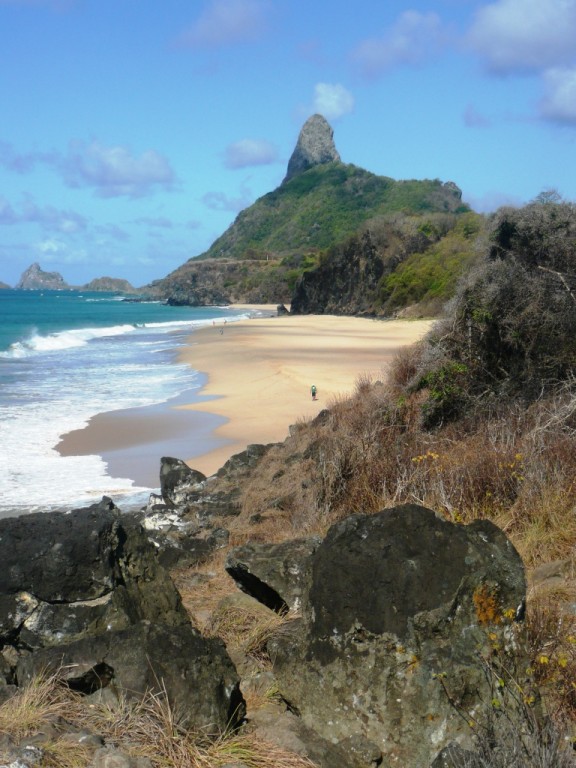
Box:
16 262 68 290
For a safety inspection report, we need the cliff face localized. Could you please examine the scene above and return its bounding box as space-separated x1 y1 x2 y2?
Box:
291 231 386 315
16 263 68 290
149 258 293 306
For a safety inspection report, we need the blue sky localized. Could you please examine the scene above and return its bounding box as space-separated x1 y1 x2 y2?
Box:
1 0 575 287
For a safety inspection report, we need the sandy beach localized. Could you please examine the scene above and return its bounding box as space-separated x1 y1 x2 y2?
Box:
176 311 433 476
57 310 433 485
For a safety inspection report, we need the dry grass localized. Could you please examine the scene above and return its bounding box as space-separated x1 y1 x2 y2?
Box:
213 371 576 736
205 600 291 662
0 674 317 768
0 671 76 742
171 549 241 633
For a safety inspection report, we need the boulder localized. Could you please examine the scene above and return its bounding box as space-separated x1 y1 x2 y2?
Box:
17 621 245 734
225 537 322 613
0 498 188 653
248 707 382 768
159 456 206 507
270 504 527 766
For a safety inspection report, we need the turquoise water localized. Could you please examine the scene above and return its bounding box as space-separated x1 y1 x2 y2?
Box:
0 290 249 515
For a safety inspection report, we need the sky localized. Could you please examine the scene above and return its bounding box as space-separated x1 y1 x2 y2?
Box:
1 0 575 288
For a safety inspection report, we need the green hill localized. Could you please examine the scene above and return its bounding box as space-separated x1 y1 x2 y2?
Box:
150 161 470 307
197 163 467 262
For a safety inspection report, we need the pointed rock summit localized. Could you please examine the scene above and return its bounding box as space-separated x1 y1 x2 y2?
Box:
283 114 341 184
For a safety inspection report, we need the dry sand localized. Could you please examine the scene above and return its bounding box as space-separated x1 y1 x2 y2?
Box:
177 311 433 476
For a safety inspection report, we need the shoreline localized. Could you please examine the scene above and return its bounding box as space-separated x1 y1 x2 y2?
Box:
57 310 433 484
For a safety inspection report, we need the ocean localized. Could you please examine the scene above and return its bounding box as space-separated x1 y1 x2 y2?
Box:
0 289 250 517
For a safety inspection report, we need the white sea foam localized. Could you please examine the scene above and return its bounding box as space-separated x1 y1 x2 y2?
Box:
0 306 252 515
0 312 250 360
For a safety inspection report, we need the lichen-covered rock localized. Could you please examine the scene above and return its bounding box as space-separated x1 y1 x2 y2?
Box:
159 456 206 507
270 504 527 766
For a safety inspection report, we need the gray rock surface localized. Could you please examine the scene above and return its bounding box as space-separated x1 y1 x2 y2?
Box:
17 621 244 734
0 497 245 736
249 706 380 768
225 537 322 613
15 262 68 290
0 498 188 653
270 504 527 766
159 456 206 508
283 114 340 183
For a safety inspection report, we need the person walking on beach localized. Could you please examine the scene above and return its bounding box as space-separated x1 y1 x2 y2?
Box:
311 384 317 401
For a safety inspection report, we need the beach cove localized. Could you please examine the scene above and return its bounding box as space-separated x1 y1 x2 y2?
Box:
176 310 433 476
55 309 433 497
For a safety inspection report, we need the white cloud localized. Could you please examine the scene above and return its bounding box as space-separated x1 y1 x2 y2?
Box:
61 141 175 198
352 11 444 78
540 67 576 123
224 138 278 169
35 238 65 254
179 0 270 48
468 0 576 74
313 83 354 120
0 195 88 231
0 196 18 224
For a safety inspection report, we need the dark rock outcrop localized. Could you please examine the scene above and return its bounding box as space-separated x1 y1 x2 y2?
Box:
0 498 187 651
283 114 341 184
225 537 322 613
290 230 385 315
0 497 244 734
159 456 206 508
269 504 527 766
16 262 68 290
17 621 244 733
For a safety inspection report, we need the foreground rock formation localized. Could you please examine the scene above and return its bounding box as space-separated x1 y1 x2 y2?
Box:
268 505 526 765
0 452 536 767
0 497 244 735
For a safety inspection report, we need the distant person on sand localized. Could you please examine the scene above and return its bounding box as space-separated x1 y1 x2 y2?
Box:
311 384 317 401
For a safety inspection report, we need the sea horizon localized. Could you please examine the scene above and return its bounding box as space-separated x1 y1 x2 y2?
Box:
0 289 253 518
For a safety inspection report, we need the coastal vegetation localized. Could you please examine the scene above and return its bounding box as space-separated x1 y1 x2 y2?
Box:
2 112 575 764
184 194 576 760
2 195 575 766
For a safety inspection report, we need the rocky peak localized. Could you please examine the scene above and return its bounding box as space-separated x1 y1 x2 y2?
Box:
16 262 68 290
283 113 341 184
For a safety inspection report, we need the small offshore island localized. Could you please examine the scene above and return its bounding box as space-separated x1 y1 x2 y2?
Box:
1 115 576 767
